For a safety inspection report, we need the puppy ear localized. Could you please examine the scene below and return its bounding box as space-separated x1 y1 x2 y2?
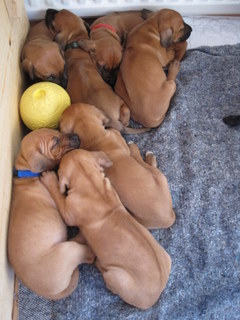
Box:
160 28 173 48
77 39 96 53
92 151 113 170
21 58 35 80
45 8 59 34
28 152 54 173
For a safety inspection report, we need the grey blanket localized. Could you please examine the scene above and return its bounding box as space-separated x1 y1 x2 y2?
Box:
18 44 240 320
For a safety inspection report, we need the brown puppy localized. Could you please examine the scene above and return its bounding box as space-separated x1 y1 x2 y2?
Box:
78 9 152 86
40 149 171 309
59 103 175 229
45 9 141 133
21 21 66 86
8 128 94 300
115 9 192 128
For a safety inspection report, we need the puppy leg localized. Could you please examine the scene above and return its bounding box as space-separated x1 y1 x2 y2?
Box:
36 240 95 300
40 171 73 224
102 267 158 310
128 142 175 229
167 59 180 81
142 60 180 128
119 104 130 127
128 142 157 169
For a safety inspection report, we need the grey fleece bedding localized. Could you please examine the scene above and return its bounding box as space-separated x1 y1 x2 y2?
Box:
17 43 240 320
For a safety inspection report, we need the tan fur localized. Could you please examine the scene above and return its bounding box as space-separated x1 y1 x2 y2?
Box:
115 9 192 128
59 103 176 229
21 21 66 85
45 9 138 133
7 129 94 300
78 10 152 85
40 149 171 309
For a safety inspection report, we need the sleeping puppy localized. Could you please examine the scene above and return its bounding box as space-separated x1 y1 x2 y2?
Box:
115 9 192 128
21 21 67 86
45 9 147 133
78 9 152 86
59 103 175 229
223 115 240 126
40 149 171 309
8 128 94 300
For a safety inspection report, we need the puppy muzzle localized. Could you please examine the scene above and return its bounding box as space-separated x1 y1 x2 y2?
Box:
99 66 119 87
66 133 81 149
180 23 192 42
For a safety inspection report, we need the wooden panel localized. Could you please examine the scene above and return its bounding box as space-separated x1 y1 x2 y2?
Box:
0 1 29 320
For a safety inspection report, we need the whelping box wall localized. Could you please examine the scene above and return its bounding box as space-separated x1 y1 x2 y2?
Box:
0 1 29 320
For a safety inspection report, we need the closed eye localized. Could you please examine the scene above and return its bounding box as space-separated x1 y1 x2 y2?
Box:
51 137 60 149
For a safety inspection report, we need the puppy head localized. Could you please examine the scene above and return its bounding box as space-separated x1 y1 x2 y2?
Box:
45 9 89 49
157 9 192 48
21 42 66 86
15 128 80 172
58 149 113 198
60 103 110 136
78 37 122 86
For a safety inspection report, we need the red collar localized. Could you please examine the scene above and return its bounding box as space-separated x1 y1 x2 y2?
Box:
91 23 117 33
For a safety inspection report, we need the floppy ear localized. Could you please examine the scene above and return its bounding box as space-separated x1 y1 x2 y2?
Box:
160 28 173 48
27 151 55 173
77 39 96 53
21 58 35 80
45 8 59 34
92 151 113 171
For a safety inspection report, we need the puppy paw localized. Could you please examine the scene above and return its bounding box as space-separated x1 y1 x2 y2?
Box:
145 151 157 167
83 246 96 264
40 171 58 189
168 59 180 81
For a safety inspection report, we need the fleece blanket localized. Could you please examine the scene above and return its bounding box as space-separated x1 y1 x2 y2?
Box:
17 43 240 320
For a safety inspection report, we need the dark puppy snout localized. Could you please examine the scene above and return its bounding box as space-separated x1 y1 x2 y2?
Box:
184 22 192 40
181 22 192 42
100 66 119 87
67 133 81 148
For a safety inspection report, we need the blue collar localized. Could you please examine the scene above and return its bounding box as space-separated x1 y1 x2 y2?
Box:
13 168 41 178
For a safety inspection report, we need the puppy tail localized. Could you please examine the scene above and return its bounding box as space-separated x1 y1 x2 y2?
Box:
123 126 151 135
106 119 150 134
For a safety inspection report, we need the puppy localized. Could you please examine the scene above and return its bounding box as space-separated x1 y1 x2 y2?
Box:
59 103 175 229
223 115 240 126
40 149 171 309
8 128 94 300
21 21 67 86
78 9 152 86
115 9 192 128
45 9 140 133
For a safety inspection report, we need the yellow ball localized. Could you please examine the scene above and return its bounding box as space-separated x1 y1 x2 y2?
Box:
20 82 71 130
